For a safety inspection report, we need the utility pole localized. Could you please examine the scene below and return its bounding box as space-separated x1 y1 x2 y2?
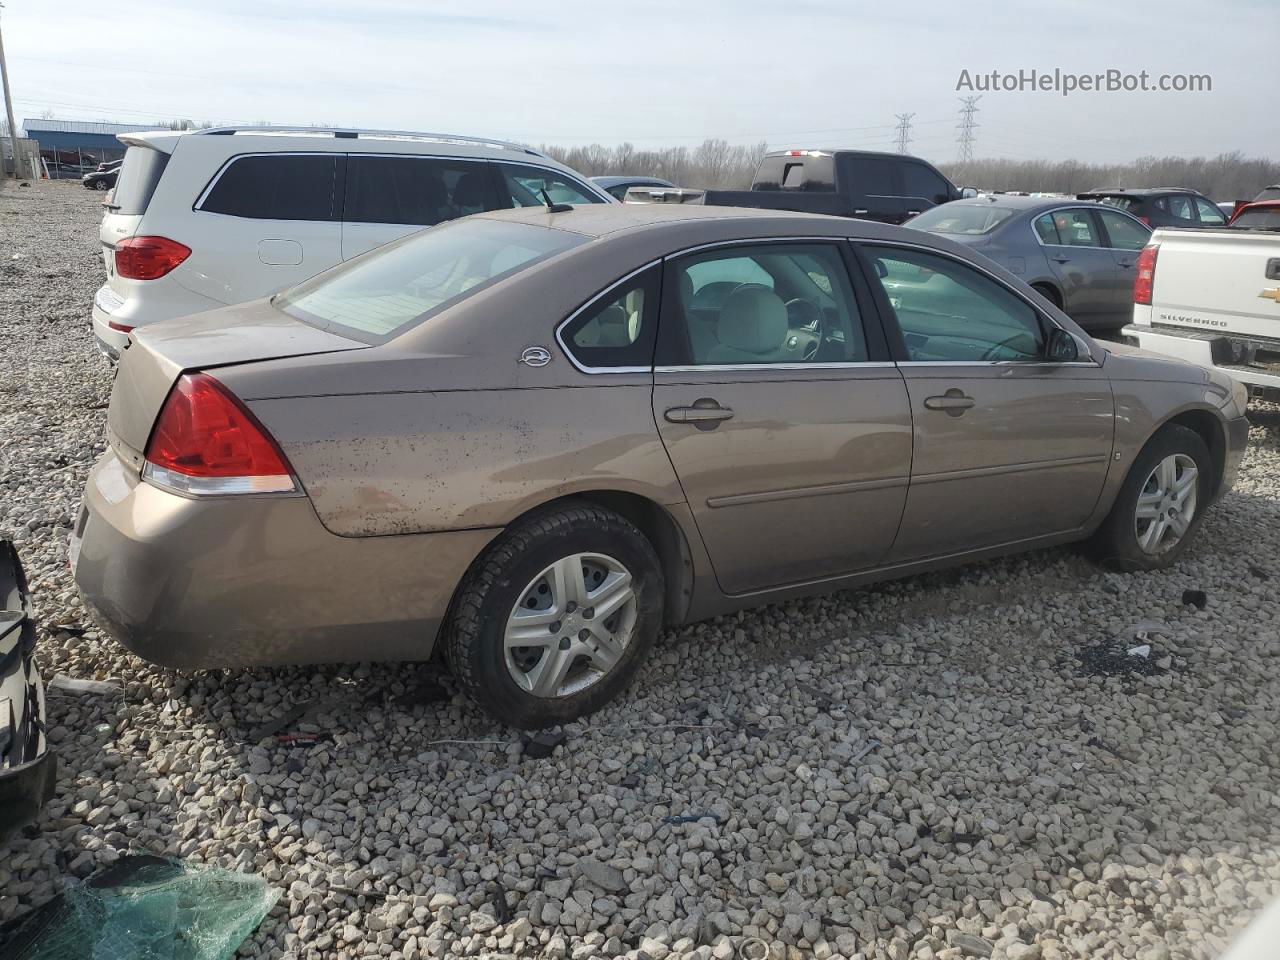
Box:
893 113 915 154
956 96 981 163
0 3 20 179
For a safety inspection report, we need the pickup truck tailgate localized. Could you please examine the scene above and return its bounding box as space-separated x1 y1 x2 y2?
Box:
1151 229 1280 338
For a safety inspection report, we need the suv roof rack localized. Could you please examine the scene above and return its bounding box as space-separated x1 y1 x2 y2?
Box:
191 125 545 157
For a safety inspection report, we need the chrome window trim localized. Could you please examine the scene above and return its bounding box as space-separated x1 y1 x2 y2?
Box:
896 360 1100 368
554 261 661 375
195 152 611 215
851 237 1102 367
1027 203 1146 252
194 151 339 212
655 362 898 373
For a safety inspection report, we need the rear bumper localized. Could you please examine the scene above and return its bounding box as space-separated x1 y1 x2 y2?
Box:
1121 323 1280 399
90 281 226 362
72 452 499 668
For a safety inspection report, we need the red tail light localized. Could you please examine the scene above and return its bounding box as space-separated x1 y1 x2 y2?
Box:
1136 216 1151 226
1134 243 1159 305
114 236 191 280
143 373 296 495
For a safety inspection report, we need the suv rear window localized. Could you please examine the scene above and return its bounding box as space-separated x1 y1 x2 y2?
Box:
199 154 340 221
110 146 169 216
277 218 586 343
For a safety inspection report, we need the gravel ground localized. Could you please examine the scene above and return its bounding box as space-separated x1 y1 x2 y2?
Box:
2 179 1279 960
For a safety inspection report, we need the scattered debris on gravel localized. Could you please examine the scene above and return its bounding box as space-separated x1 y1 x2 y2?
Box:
2 181 1279 960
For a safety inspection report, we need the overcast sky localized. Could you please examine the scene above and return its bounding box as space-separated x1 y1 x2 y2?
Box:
4 0 1277 164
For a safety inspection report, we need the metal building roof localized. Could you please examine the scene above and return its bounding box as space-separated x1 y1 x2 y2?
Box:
21 118 159 137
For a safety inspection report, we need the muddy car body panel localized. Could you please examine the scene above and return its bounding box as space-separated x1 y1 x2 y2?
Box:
73 205 1248 701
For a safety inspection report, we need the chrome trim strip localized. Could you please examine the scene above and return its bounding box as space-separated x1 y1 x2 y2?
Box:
1027 203 1148 251
707 475 909 509
895 360 1101 368
912 454 1109 485
196 153 609 214
655 362 898 373
553 260 662 375
662 236 845 260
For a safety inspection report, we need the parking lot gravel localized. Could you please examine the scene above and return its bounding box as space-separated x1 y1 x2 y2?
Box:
2 180 1279 960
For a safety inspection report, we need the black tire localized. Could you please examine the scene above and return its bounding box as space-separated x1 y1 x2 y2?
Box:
1089 423 1213 571
442 503 664 729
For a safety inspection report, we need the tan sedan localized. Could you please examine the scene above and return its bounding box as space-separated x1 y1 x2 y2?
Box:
72 205 1249 727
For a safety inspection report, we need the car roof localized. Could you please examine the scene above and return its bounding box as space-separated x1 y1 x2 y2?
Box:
469 202 855 240
591 176 674 188
934 195 1102 214
1079 187 1202 197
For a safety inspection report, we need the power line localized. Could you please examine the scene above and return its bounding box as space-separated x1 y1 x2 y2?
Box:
893 113 915 154
956 96 981 163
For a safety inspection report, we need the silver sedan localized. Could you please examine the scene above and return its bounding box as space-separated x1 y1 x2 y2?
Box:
907 195 1152 333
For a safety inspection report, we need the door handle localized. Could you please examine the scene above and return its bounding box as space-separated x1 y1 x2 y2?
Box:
924 392 976 416
1117 260 1134 268
1051 255 1071 264
664 400 734 429
906 210 921 216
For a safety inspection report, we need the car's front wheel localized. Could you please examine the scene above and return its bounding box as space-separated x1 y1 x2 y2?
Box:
443 503 664 728
1090 423 1213 570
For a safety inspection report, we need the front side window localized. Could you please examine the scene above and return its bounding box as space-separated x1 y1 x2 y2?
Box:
902 163 952 206
200 154 340 221
560 267 659 370
278 218 585 343
1163 195 1196 223
661 243 868 366
1195 197 1227 225
1049 209 1101 247
864 246 1044 362
344 156 497 225
1096 209 1151 250
499 164 605 207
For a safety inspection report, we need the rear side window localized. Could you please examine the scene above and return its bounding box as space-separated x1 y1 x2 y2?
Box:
345 156 498 225
1096 210 1150 250
844 157 898 198
559 266 660 370
199 154 340 221
111 146 169 216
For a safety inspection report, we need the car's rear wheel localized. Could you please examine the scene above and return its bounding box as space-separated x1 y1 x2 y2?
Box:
443 503 664 728
1089 424 1213 570
94 179 109 191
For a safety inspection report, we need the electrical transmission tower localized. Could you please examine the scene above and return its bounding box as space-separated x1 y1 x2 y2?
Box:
956 96 981 162
893 113 915 154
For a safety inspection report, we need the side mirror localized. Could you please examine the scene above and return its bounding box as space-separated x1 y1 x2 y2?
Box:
959 186 979 199
1046 327 1087 362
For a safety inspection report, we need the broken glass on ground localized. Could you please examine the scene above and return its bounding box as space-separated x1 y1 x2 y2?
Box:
0 854 279 960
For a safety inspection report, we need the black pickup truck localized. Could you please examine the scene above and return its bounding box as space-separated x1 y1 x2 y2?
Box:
626 149 974 224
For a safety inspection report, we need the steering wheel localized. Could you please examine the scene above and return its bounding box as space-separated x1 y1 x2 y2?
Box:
784 298 822 330
981 333 1034 361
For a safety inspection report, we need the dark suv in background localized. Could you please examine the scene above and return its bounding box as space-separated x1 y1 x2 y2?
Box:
1075 187 1227 229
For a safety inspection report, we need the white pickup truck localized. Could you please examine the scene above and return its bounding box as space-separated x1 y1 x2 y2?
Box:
1123 202 1280 401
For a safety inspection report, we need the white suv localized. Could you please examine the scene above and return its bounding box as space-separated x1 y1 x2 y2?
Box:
92 126 614 358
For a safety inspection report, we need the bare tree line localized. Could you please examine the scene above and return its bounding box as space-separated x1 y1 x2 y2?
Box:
942 152 1280 201
541 140 1279 200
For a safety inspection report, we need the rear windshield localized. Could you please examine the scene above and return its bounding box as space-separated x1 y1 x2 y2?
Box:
908 203 1016 235
277 218 587 343
1229 207 1280 231
109 146 169 216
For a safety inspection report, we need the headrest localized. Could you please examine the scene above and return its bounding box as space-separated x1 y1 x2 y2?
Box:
717 286 787 355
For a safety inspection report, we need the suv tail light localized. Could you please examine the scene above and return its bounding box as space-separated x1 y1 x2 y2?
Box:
1134 243 1159 305
143 373 296 496
114 236 191 280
